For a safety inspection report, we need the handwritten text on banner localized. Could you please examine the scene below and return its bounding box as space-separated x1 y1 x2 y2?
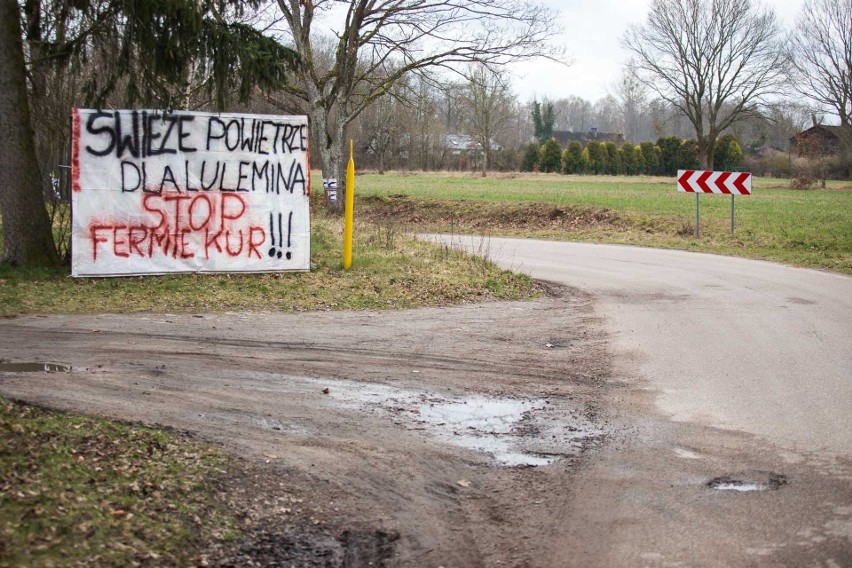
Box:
71 109 310 277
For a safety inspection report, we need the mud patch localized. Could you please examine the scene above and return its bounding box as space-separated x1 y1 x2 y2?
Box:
204 460 400 568
0 361 72 373
314 377 602 467
358 195 640 233
209 525 398 568
786 297 817 305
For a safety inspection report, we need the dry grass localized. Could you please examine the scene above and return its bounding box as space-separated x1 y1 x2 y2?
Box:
0 207 538 316
0 398 236 567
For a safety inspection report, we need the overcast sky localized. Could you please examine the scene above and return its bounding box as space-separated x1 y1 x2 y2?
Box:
509 0 806 103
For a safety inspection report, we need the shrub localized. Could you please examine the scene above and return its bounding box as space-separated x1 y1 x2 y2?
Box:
744 153 793 178
714 134 744 170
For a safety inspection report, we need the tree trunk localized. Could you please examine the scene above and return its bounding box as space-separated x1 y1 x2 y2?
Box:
0 0 58 267
697 135 715 171
307 94 348 214
482 147 489 177
325 140 344 214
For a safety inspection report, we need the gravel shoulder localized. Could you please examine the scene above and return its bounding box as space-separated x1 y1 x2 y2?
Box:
0 289 612 566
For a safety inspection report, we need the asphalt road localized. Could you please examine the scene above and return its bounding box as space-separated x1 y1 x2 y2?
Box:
432 236 852 456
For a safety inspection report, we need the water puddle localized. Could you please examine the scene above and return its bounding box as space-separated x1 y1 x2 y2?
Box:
414 396 559 467
673 447 702 460
309 378 601 467
707 472 787 492
0 362 72 373
709 481 767 492
250 416 309 436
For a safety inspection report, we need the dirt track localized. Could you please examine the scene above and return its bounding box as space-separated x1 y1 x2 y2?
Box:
1 286 851 566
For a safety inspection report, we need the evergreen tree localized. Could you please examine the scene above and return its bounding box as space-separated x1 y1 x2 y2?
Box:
677 140 700 170
605 142 621 175
580 147 591 174
520 141 541 172
726 140 744 170
542 102 556 141
656 136 683 176
621 142 637 175
635 146 647 175
563 141 584 174
532 101 544 142
532 100 555 143
586 140 605 175
713 134 744 170
640 142 660 175
539 138 563 173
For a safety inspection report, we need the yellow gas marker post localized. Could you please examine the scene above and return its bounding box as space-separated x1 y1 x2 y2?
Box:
343 140 355 269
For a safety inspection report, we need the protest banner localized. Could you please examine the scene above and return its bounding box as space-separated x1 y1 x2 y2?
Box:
71 109 310 276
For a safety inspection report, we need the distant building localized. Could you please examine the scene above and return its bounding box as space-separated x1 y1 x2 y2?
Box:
789 125 850 157
551 128 625 147
444 134 502 155
752 144 785 157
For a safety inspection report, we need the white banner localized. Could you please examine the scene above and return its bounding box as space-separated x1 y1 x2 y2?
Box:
71 109 311 277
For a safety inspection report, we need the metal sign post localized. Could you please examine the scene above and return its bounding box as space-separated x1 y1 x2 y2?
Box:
731 195 735 235
695 193 700 238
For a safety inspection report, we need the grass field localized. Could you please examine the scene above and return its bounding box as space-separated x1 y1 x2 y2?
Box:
356 172 852 273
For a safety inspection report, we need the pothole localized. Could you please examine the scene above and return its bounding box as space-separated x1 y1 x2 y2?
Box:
707 472 787 492
0 362 73 373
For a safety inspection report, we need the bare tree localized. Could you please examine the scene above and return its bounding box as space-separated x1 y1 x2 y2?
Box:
552 96 592 133
787 0 851 128
622 0 785 170
613 68 649 142
274 0 562 209
356 87 401 173
591 95 624 135
410 77 444 171
457 65 514 176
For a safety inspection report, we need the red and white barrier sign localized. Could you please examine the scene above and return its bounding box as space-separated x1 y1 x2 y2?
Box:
677 170 752 195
